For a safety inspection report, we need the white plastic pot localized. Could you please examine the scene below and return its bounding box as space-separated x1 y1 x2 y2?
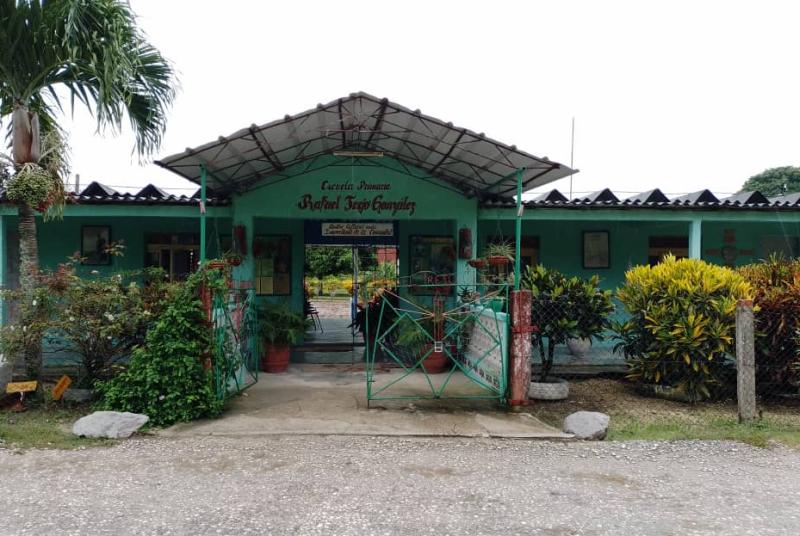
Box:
528 377 570 400
566 337 592 357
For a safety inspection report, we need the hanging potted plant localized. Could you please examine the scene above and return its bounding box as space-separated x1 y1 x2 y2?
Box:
258 302 310 373
467 258 487 269
223 250 243 267
484 241 514 267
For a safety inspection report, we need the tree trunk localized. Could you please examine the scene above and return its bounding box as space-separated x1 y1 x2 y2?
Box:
12 102 43 380
18 202 41 380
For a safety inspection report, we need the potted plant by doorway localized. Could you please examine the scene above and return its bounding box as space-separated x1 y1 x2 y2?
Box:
258 302 310 373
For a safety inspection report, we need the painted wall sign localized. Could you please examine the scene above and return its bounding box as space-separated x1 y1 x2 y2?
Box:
298 179 417 216
321 222 394 237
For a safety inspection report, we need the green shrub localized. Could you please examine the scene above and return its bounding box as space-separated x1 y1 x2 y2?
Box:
612 255 753 401
96 273 224 426
738 255 800 393
523 265 614 382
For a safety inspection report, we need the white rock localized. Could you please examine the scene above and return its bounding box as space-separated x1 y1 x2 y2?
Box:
563 411 610 440
72 411 149 439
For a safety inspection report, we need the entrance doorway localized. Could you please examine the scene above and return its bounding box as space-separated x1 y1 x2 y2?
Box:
300 244 398 362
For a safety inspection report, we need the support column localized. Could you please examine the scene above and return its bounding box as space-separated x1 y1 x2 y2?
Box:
232 214 255 288
736 299 757 423
455 203 478 287
689 218 702 259
508 289 532 409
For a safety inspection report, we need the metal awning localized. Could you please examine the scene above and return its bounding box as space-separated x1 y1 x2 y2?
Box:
155 92 576 198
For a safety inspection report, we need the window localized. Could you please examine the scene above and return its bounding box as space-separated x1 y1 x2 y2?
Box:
254 235 292 295
81 226 112 265
762 236 800 259
648 236 688 266
145 233 199 281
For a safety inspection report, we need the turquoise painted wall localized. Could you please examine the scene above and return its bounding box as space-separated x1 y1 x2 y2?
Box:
479 219 688 289
5 215 231 279
231 156 477 313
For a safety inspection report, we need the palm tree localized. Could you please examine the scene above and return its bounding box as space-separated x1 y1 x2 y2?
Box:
0 0 176 379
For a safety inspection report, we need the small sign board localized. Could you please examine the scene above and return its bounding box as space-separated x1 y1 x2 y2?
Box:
321 222 394 237
51 375 72 401
6 381 38 394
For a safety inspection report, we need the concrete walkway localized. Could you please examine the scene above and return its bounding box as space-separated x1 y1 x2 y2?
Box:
163 365 568 439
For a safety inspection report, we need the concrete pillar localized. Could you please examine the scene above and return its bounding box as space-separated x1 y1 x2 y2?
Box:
455 202 478 287
689 219 702 259
232 214 255 288
736 299 758 423
508 289 532 408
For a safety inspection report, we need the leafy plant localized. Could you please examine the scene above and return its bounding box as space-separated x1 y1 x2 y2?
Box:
483 241 514 260
1 0 177 382
523 265 614 382
612 255 753 401
96 271 223 426
46 266 170 387
738 255 800 394
258 302 310 346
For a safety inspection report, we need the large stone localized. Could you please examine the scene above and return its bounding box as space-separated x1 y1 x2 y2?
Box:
563 411 610 440
72 411 149 439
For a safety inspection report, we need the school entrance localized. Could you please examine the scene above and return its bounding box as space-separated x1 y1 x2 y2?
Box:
156 92 575 404
300 220 400 363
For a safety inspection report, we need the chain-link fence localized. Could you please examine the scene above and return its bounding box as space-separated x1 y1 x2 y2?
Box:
527 294 800 440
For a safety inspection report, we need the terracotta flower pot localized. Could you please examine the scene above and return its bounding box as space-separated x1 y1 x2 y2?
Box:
422 345 450 374
262 343 291 373
467 259 487 269
487 256 511 267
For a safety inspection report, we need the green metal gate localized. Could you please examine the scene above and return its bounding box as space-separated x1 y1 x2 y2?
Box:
365 279 509 403
211 286 259 400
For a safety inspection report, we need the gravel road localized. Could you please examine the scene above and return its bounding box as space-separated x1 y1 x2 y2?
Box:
1 436 799 535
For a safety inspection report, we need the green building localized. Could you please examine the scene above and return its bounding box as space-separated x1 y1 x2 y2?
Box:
5 93 800 365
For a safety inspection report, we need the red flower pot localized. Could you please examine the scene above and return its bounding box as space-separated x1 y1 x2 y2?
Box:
487 256 511 267
422 345 450 374
262 343 291 373
467 259 487 269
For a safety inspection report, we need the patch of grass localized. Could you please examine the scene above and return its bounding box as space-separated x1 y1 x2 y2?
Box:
0 405 113 450
609 417 800 448
530 378 800 448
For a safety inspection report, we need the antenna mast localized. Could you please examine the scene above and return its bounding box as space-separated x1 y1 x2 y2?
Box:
569 117 575 199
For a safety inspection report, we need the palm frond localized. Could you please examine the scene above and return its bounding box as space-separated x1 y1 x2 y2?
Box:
0 0 177 159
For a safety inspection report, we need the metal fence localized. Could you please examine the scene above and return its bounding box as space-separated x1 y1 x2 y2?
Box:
528 294 799 437
365 282 509 403
210 287 259 401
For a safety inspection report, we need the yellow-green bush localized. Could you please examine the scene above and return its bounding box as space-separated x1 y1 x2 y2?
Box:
612 255 753 401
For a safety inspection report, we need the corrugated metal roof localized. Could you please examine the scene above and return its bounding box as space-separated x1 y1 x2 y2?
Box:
60 183 229 206
154 92 576 198
480 188 800 211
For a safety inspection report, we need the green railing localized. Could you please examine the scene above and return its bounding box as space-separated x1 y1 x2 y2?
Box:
365 280 509 403
211 287 259 400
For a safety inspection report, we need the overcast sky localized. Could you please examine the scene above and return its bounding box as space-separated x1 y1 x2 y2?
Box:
57 0 800 199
